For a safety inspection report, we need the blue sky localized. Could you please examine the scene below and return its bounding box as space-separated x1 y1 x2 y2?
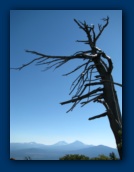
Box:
10 10 122 148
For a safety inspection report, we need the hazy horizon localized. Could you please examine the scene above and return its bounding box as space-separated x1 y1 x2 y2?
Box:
10 140 116 148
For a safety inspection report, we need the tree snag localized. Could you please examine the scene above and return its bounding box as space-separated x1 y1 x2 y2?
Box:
11 17 122 159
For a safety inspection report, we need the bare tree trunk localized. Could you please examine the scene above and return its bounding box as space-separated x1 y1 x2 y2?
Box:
103 76 122 159
93 57 122 159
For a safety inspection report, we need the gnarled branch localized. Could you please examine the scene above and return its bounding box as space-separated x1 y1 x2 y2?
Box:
60 87 103 105
88 112 107 120
95 16 109 41
81 93 103 107
85 81 122 87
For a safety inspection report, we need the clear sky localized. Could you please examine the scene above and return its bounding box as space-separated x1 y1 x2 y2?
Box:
10 10 122 148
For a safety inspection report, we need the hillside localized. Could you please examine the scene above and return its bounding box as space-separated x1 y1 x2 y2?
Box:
10 141 119 160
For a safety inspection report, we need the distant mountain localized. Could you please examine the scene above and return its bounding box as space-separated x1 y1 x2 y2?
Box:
10 141 119 160
52 141 68 146
68 145 119 158
68 140 87 146
61 140 93 150
10 142 47 150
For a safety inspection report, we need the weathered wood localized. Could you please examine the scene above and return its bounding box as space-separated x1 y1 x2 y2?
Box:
88 112 107 120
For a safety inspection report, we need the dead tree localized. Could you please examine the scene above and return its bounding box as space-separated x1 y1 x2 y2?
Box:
11 17 122 159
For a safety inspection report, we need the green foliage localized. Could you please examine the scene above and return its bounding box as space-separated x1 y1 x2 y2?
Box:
59 154 90 160
90 154 110 160
90 153 118 160
109 152 118 160
59 152 119 160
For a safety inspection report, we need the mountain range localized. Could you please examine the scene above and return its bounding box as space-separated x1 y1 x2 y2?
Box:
10 141 119 160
